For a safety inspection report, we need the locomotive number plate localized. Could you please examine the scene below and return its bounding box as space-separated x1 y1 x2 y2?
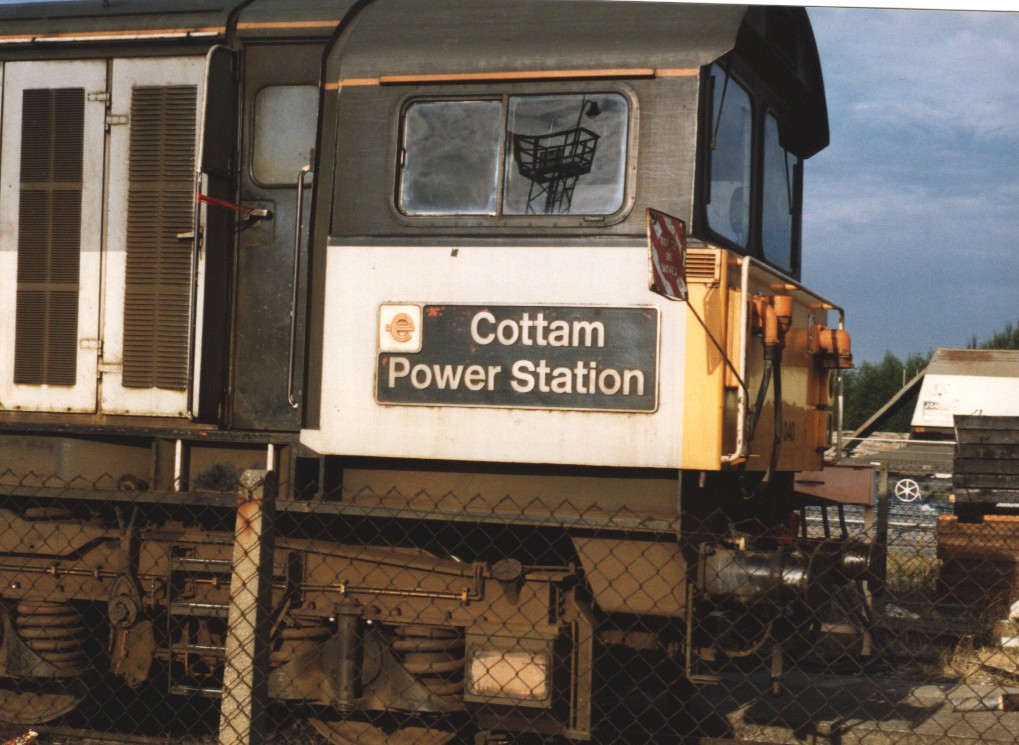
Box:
377 305 659 412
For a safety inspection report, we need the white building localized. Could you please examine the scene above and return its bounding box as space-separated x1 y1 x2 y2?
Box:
912 348 1019 435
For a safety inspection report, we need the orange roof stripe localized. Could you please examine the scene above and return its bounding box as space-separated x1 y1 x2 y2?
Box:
0 19 343 44
378 68 657 84
236 20 340 30
655 68 700 77
327 67 698 89
0 26 224 43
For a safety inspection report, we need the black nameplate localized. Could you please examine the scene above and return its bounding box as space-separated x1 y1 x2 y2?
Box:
377 305 659 412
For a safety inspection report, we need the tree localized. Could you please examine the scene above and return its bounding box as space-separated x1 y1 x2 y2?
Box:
969 321 1019 350
841 350 931 432
841 320 1019 434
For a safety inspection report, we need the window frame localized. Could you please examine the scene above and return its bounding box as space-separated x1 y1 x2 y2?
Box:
759 109 802 273
696 60 804 278
703 65 753 251
249 83 320 189
397 97 506 217
389 81 639 229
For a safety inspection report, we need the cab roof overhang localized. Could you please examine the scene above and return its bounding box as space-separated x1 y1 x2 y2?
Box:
327 0 828 157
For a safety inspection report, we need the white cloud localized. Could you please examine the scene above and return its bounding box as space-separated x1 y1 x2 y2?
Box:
802 9 1019 362
811 9 1019 142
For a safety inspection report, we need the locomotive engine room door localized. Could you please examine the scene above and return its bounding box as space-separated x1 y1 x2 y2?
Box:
99 57 207 417
0 61 108 413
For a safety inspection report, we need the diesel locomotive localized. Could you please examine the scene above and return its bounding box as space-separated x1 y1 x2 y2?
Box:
0 1 865 743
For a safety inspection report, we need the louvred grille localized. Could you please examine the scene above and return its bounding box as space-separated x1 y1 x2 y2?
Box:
685 249 721 284
122 85 197 390
14 88 84 387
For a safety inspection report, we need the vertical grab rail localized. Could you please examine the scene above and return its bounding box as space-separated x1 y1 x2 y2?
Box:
288 164 313 409
834 306 848 462
721 256 752 464
720 256 847 464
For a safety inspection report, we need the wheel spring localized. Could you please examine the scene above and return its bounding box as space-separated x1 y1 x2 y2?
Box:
271 618 332 668
15 602 90 673
392 625 464 699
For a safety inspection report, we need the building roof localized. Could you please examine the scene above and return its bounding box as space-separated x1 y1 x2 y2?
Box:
925 348 1019 378
912 348 1019 431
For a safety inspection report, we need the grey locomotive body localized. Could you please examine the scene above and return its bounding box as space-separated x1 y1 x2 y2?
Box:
0 2 865 742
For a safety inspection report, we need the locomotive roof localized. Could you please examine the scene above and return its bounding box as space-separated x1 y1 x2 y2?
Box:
330 1 746 79
0 0 350 44
0 0 226 18
326 1 828 155
0 0 826 154
233 1 358 40
0 1 226 28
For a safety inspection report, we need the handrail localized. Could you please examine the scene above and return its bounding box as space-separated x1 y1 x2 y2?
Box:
721 256 751 464
288 164 313 409
721 255 848 465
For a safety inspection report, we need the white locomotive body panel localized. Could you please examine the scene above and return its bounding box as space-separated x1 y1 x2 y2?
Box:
301 242 686 468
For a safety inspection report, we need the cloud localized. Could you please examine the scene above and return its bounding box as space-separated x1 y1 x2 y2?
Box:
802 8 1019 362
811 9 1019 142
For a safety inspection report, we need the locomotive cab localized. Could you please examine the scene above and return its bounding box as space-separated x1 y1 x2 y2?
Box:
301 1 844 479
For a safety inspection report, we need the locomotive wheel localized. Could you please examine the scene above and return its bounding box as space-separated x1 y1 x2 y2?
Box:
0 678 88 725
309 717 455 745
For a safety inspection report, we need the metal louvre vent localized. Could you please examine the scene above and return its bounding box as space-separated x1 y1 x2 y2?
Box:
14 88 85 387
122 85 198 391
685 248 722 284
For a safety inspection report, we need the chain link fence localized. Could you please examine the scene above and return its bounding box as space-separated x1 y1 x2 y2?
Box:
0 460 1018 745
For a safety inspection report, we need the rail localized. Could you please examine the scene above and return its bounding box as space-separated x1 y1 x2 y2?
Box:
849 436 956 446
803 513 934 530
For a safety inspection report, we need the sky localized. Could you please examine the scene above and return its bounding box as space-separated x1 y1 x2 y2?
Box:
0 0 1015 364
801 6 1019 364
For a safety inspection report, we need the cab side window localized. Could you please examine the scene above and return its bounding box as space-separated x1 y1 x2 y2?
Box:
761 113 800 272
504 94 627 216
706 67 752 248
400 100 503 215
252 85 318 186
702 63 802 276
399 93 628 218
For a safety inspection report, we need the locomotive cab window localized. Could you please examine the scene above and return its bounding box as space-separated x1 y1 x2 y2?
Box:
701 62 804 276
400 100 503 215
399 93 628 217
252 85 318 186
761 113 801 272
705 66 752 248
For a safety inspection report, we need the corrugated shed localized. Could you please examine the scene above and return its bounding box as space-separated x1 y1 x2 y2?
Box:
911 348 1019 430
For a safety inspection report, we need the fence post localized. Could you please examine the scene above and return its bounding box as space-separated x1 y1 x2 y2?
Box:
218 468 276 745
875 461 889 588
